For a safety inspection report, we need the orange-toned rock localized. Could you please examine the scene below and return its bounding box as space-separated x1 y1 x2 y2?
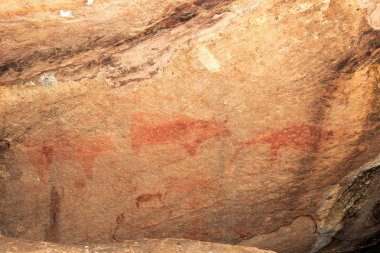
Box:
0 0 379 253
0 236 274 253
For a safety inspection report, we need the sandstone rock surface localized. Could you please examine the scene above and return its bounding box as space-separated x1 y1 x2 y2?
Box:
0 236 274 253
0 0 379 253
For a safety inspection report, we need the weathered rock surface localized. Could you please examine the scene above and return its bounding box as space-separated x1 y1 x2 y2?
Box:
0 0 379 253
0 236 274 253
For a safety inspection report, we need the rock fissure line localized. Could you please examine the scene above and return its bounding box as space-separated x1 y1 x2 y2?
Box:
312 164 380 252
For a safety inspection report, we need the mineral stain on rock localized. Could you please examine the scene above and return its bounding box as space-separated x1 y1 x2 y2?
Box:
46 185 62 242
22 132 115 182
131 114 230 156
373 202 380 224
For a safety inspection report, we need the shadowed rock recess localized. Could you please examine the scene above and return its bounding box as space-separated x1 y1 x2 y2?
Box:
0 0 379 252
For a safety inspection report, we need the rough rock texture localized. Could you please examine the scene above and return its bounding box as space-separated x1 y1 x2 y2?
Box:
0 236 274 253
0 0 379 253
239 216 318 253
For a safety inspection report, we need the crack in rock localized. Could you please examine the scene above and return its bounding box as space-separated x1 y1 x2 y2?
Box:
312 154 380 253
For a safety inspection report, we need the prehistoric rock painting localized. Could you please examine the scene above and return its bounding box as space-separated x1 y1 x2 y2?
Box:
131 114 230 156
225 124 335 176
243 124 334 158
22 132 115 182
134 173 218 210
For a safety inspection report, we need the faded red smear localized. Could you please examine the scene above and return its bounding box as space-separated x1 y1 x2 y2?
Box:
235 229 250 239
74 180 86 189
22 132 116 182
152 157 186 173
165 174 216 196
164 173 217 210
131 114 230 156
135 192 163 208
225 124 334 175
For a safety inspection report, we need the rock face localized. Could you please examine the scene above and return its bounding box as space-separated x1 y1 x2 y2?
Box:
0 0 379 253
0 236 274 253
